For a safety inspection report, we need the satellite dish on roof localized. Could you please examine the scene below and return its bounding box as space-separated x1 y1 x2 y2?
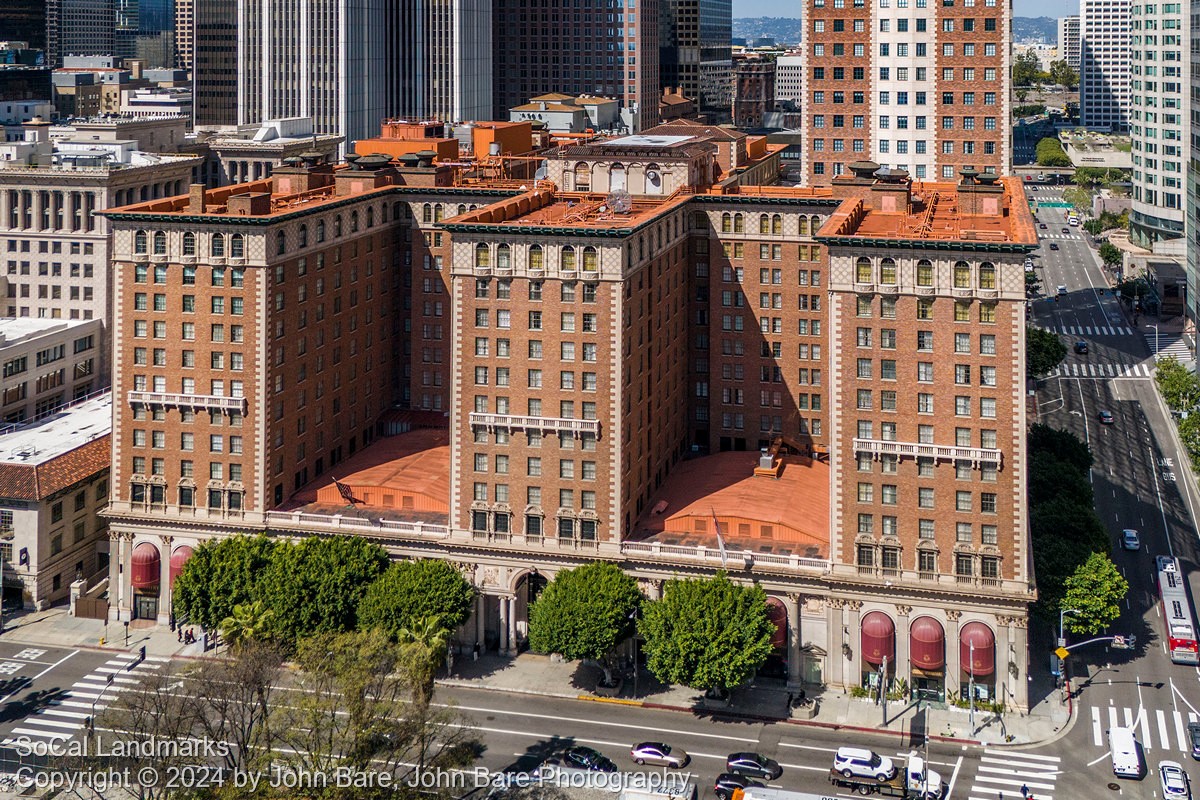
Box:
608 190 632 213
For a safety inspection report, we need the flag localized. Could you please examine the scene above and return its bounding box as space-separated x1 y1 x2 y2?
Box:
711 507 728 568
333 477 362 505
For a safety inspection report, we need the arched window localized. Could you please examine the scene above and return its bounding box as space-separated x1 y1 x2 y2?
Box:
497 243 511 269
298 224 308 247
182 232 195 256
529 244 544 270
458 204 467 215
334 215 342 236
276 230 286 256
880 258 897 285
350 211 359 232
379 204 387 223
979 262 996 290
230 233 245 259
772 214 783 234
152 231 166 255
434 205 444 222
856 257 873 283
759 214 770 234
953 260 971 288
475 243 491 268
733 213 744 233
798 217 809 236
916 259 933 286
366 207 374 228
134 230 148 254
721 213 732 233
582 246 599 272
562 246 576 271
609 163 626 192
422 204 433 223
211 233 224 257
575 162 591 191
316 220 325 242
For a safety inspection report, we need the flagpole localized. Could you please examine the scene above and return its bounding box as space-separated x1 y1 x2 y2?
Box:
711 507 728 568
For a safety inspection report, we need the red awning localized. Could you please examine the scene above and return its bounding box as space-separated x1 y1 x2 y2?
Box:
169 545 194 585
131 542 160 590
960 622 996 677
861 611 896 666
766 597 788 650
910 616 946 671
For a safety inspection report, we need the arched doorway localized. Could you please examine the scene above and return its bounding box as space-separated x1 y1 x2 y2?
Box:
960 622 996 704
860 611 896 694
508 570 548 654
910 616 946 702
131 542 160 620
759 597 789 679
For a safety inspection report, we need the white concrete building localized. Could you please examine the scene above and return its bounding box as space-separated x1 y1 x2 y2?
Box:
1129 0 1189 248
1188 0 1200 325
1058 16 1081 70
0 119 200 377
1080 0 1132 131
873 2 938 180
775 55 803 108
0 392 110 610
0 318 102 425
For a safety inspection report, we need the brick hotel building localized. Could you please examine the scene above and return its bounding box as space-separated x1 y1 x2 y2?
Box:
102 129 1038 709
797 0 1012 185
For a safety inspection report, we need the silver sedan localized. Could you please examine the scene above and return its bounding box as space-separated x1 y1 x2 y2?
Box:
630 742 690 768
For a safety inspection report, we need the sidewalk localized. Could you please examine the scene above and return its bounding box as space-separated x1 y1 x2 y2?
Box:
0 607 203 658
438 652 1073 747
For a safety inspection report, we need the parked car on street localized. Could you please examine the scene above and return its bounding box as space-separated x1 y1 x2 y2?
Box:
1074 341 1088 354
726 753 782 780
1160 760 1191 798
1057 285 1068 295
714 773 763 800
556 746 618 772
1187 722 1200 760
631 742 690 768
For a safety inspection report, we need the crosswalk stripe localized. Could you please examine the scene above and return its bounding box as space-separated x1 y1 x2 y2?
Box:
58 700 100 710
1158 710 1171 748
969 786 1052 800
21 718 80 731
1139 708 1152 744
9 727 69 740
1175 711 1187 751
977 765 1063 778
973 775 1056 791
1092 706 1103 746
41 709 91 720
1110 706 1121 731
982 750 1062 764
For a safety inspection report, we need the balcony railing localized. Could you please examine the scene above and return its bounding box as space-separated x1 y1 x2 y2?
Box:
265 510 450 540
470 412 600 437
128 391 248 413
621 540 829 573
853 438 1002 466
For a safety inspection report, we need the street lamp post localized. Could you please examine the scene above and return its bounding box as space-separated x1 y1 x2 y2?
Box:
1058 608 1082 692
968 641 976 731
1149 324 1160 357
880 655 889 725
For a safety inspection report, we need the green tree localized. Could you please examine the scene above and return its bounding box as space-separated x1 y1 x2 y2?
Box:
1048 59 1079 89
1015 88 1029 103
1062 553 1130 635
1026 326 1068 377
1099 242 1122 268
358 559 475 639
1083 219 1102 235
1028 423 1094 474
260 535 390 642
1025 272 1042 295
172 534 278 632
1013 50 1043 86
1063 186 1092 212
219 600 276 651
1030 498 1110 613
1035 137 1072 167
398 616 453 704
1155 356 1200 411
1072 167 1107 187
639 572 773 694
527 562 642 684
1028 452 1095 509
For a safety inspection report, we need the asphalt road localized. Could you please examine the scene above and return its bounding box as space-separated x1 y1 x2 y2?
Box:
1028 191 1200 794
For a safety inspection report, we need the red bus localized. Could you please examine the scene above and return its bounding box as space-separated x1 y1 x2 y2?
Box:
1157 555 1199 665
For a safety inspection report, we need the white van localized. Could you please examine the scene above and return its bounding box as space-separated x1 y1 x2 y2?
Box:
1109 726 1144 778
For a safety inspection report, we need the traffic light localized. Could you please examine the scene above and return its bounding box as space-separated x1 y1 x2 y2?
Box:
138 645 146 662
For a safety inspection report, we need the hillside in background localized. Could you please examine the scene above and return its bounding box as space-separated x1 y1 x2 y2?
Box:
1014 16 1059 43
732 17 802 45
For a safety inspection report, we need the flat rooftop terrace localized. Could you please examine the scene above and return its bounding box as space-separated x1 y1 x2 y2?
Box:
633 451 829 559
0 392 111 465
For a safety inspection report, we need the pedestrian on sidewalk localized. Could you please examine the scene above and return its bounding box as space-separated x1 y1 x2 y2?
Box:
1021 783 1030 800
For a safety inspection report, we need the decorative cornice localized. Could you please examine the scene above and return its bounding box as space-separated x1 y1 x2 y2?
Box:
816 233 1037 254
690 194 843 208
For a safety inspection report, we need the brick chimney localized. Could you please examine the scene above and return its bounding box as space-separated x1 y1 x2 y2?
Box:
187 183 207 213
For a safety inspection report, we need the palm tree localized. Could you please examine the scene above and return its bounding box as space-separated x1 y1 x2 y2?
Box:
219 600 275 651
397 615 451 703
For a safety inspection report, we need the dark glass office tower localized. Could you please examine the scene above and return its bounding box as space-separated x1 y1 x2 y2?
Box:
660 0 732 121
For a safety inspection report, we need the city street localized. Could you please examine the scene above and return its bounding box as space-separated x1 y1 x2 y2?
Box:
1028 190 1200 792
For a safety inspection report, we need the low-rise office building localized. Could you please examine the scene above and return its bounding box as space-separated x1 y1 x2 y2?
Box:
0 318 102 424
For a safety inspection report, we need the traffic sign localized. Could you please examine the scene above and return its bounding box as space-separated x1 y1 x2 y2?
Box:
1054 646 1069 660
1112 636 1125 648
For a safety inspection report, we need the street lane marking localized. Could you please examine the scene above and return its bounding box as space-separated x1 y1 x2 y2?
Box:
1175 710 1187 751
1158 709 1171 749
972 775 1055 790
1092 706 1102 746
980 752 1061 763
0 648 78 704
976 765 1062 778
447 703 760 744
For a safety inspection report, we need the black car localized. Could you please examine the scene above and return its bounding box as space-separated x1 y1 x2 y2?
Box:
1049 242 1059 250
1074 341 1088 354
561 746 618 772
1189 722 1200 760
726 752 782 780
715 773 764 800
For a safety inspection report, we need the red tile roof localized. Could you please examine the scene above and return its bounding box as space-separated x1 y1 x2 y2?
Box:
0 436 110 501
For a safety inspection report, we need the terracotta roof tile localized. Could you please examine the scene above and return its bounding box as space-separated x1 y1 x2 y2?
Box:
0 436 109 501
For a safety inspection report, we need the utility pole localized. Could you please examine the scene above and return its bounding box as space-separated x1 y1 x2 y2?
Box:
881 655 889 725
968 641 975 731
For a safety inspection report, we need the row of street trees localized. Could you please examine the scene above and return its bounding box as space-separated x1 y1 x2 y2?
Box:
1027 424 1129 634
528 563 775 695
1013 52 1079 89
1156 356 1200 471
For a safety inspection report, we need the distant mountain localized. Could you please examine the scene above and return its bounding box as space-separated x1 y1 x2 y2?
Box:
1014 16 1059 44
732 17 802 46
